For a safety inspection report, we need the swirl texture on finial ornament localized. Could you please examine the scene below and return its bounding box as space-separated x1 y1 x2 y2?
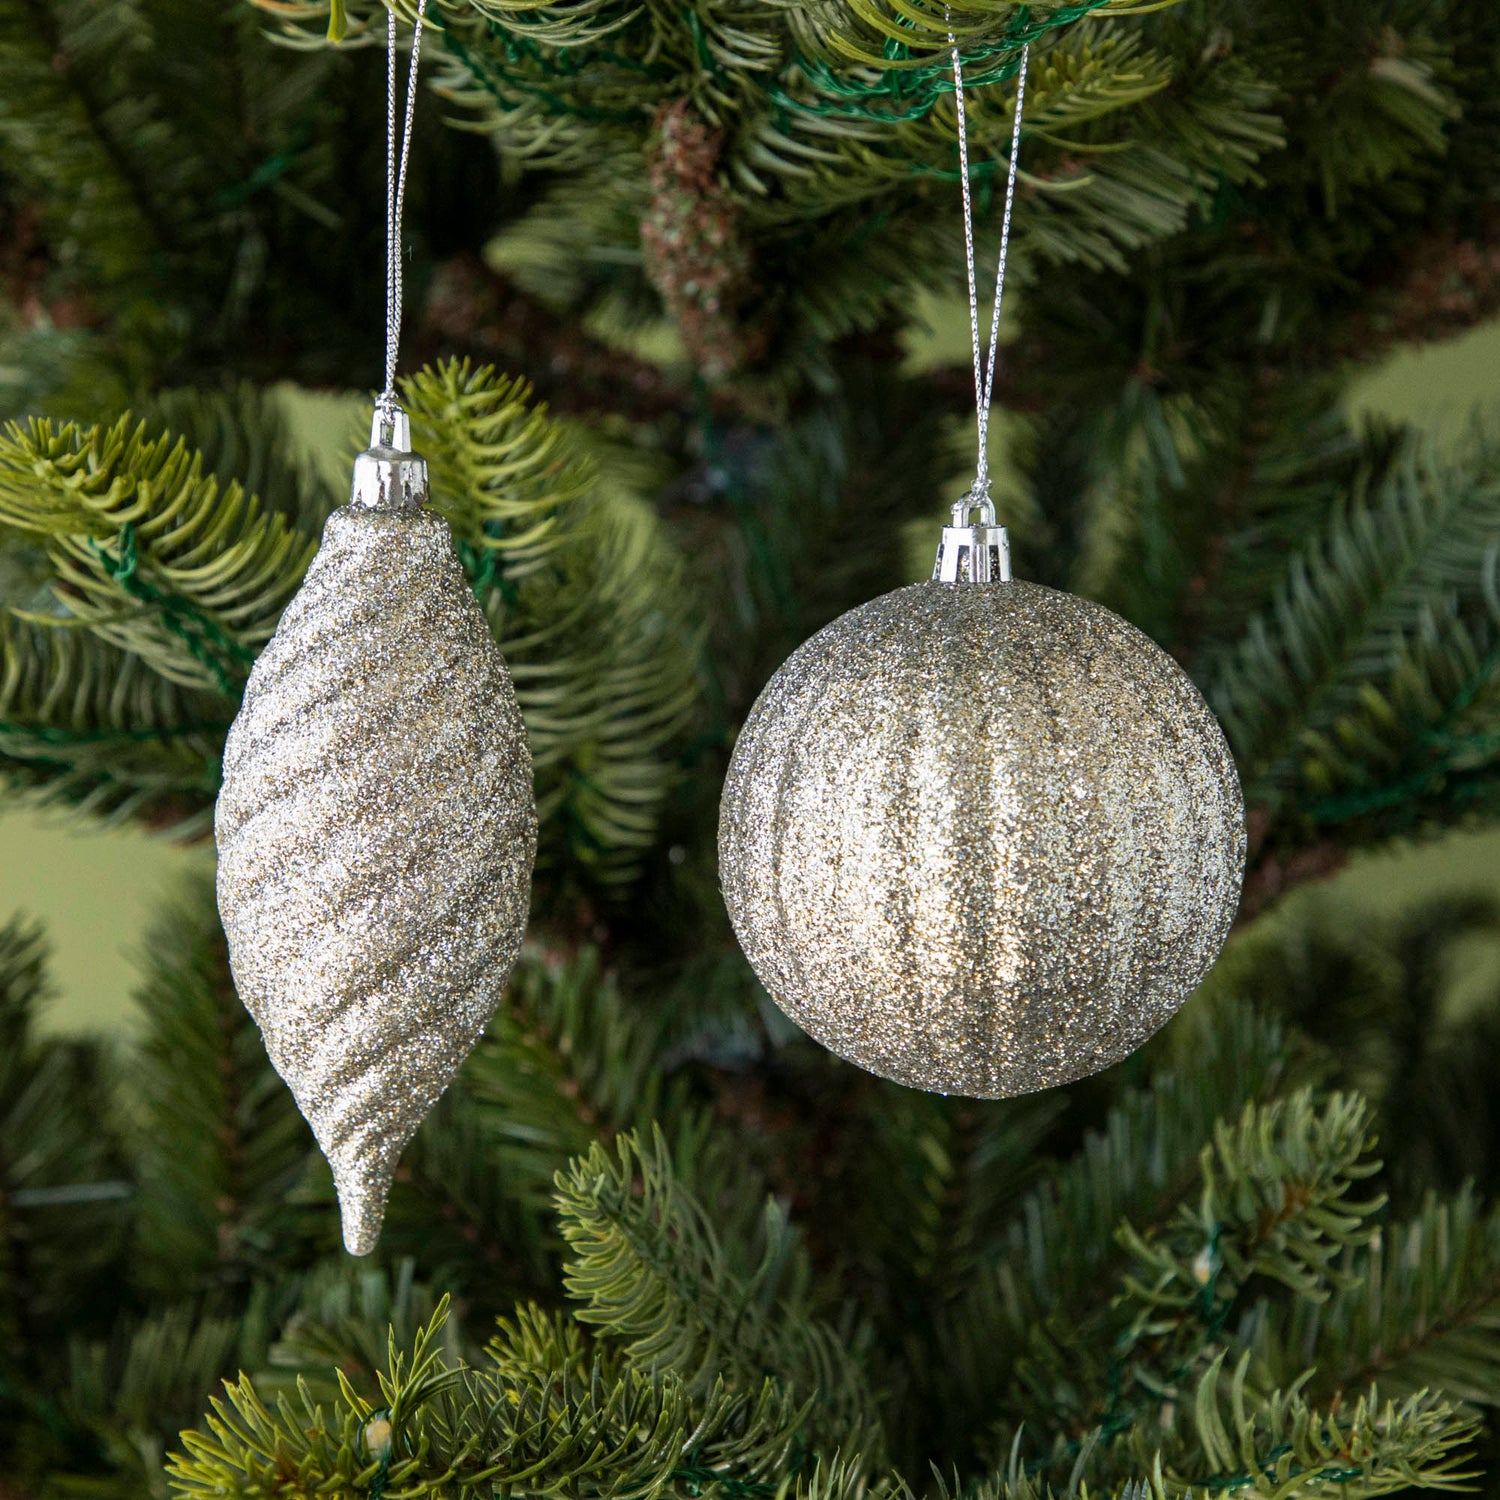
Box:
216 505 537 1254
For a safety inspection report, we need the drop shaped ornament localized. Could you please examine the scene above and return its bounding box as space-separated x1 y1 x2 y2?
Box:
216 410 537 1253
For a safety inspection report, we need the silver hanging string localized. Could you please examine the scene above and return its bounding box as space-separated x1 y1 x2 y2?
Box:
378 0 430 429
947 22 1029 498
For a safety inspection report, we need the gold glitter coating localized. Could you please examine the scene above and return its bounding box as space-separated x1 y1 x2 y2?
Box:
215 505 537 1254
718 580 1245 1099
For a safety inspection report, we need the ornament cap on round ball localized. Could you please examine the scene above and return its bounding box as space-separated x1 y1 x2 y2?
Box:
718 577 1245 1100
934 490 1011 583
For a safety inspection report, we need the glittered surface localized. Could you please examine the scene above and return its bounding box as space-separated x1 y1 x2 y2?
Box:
215 506 537 1254
718 580 1245 1099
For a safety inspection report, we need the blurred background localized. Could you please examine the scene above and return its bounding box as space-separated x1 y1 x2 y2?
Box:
4 5 1500 1500
10 319 1499 1037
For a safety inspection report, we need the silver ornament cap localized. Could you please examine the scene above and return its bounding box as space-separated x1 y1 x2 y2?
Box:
351 405 427 512
718 574 1246 1099
215 406 537 1254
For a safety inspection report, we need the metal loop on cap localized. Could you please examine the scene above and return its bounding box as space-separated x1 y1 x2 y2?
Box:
951 489 999 529
372 399 408 452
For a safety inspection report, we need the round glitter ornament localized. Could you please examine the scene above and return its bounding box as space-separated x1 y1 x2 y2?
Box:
216 408 537 1253
718 502 1245 1099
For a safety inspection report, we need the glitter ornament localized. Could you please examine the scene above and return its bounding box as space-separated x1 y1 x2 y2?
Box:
216 409 537 1253
718 502 1245 1099
215 0 537 1256
717 31 1243 1097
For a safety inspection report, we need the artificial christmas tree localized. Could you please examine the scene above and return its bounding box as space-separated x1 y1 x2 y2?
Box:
2 1 1500 1498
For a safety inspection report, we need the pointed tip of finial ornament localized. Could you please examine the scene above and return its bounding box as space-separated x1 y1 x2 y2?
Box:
333 1157 396 1257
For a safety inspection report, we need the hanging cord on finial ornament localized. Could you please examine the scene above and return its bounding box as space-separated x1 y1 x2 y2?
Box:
377 0 430 441
947 11 1029 502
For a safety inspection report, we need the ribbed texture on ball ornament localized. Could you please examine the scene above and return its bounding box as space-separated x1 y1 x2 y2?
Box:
215 506 536 1254
718 580 1245 1099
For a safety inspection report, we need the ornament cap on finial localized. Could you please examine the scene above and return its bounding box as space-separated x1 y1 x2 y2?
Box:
933 486 1011 584
351 403 428 512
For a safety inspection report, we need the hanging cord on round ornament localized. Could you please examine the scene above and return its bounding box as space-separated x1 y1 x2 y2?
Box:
933 12 1029 585
354 0 432 511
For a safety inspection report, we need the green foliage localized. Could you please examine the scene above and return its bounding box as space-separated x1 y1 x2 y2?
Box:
449 949 681 1227
557 1129 883 1459
143 385 337 534
0 614 229 833
0 414 310 692
0 0 414 401
6 0 1500 1497
1200 889 1500 1209
0 363 698 885
127 880 319 1295
403 360 700 887
1206 425 1500 843
0 917 123 1364
1277 1186 1500 1410
9 879 1500 1500
1118 1091 1382 1313
0 409 312 833
162 1082 1500 1500
404 360 593 575
64 1295 283 1500
169 1294 810 1500
258 0 1277 384
1171 1354 1480 1500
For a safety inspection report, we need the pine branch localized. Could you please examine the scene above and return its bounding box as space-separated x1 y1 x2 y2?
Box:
1118 1090 1383 1320
402 367 701 887
0 914 125 1367
143 385 338 535
1204 423 1500 841
0 915 133 1500
0 370 696 884
0 414 315 695
1283 1188 1500 1410
556 1129 885 1463
513 482 700 886
377 1084 557 1309
782 0 1188 73
403 361 699 887
0 615 227 835
846 1089 1066 1319
63 1292 282 1500
948 1000 1295 1359
403 359 593 578
829 1086 1065 1470
0 0 176 284
0 0 353 387
1185 404 1409 666
169 1297 814 1500
127 878 319 1297
168 1300 460 1500
1165 1352 1481 1500
260 1259 452 1405
998 1090 1384 1483
252 1 1279 382
452 950 680 1227
912 1001 1305 1469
